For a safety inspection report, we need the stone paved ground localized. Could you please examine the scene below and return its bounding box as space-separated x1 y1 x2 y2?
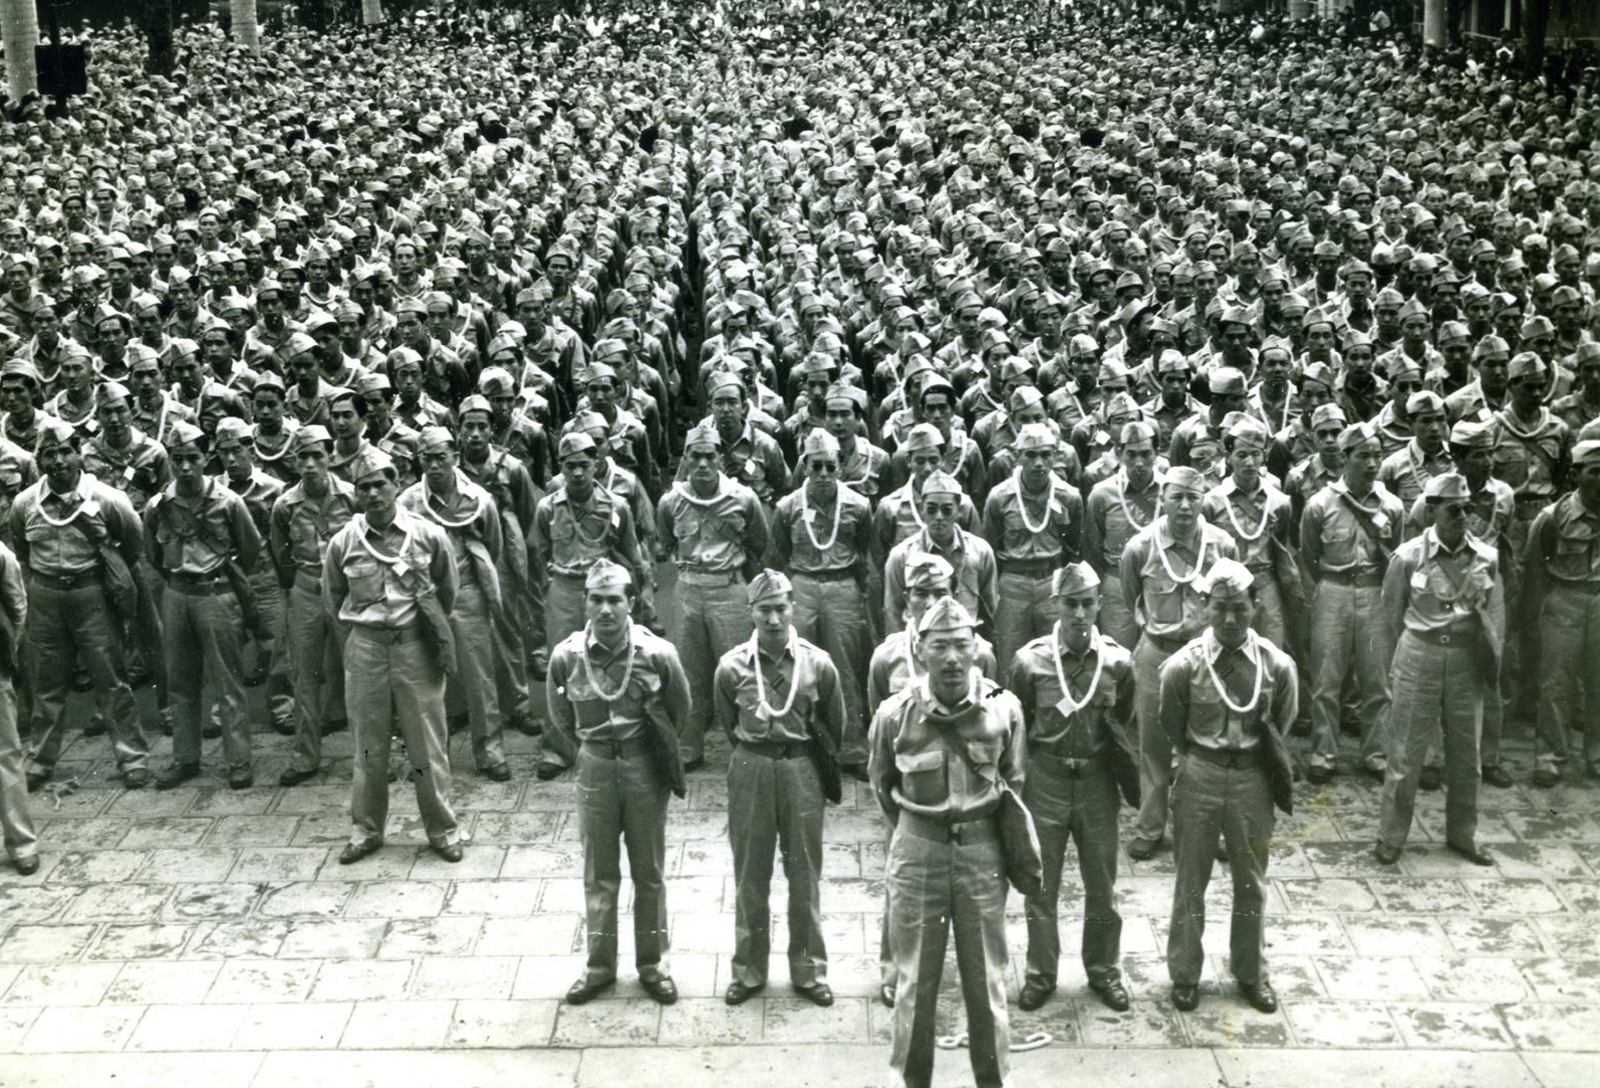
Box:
2 575 1598 1086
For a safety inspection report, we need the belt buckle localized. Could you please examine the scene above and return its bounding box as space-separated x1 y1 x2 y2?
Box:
1437 632 1452 645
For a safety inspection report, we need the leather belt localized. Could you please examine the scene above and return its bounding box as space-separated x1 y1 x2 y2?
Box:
793 568 856 582
168 571 232 595
1032 746 1107 776
737 738 812 760
1000 558 1057 576
677 568 745 587
1406 625 1479 647
1319 568 1384 588
1185 745 1264 769
899 810 1001 844
27 569 101 591
349 624 424 644
582 735 653 760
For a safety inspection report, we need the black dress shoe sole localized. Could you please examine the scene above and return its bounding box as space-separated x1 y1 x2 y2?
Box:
339 841 383 865
642 979 678 1005
1171 987 1200 1011
565 979 615 1005
1089 983 1130 1011
793 984 833 1007
1240 986 1278 1014
724 983 765 1006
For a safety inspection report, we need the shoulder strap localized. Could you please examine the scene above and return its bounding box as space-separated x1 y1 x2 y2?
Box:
1336 491 1394 563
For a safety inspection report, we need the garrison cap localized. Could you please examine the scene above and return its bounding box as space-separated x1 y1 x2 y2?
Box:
1051 561 1100 597
748 569 794 605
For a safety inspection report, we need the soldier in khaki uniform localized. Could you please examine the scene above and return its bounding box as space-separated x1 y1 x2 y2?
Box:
771 429 874 775
657 421 768 769
1007 562 1137 1013
1201 416 1298 649
1161 559 1298 1016
1083 420 1161 649
531 430 647 775
324 446 463 865
715 570 845 1008
1120 466 1239 858
270 426 358 786
146 421 263 789
0 538 36 873
869 596 1024 1088
1375 474 1502 866
549 560 690 1007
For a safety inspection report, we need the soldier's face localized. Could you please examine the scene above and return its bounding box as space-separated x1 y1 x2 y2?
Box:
1578 463 1600 507
421 448 456 490
218 442 253 482
297 446 330 484
1206 587 1255 649
171 447 207 488
1161 484 1202 533
1433 499 1469 545
38 442 79 485
98 403 131 443
459 415 492 457
904 584 948 627
585 588 631 639
685 446 719 488
356 472 398 517
752 598 793 642
919 628 977 695
1055 590 1099 642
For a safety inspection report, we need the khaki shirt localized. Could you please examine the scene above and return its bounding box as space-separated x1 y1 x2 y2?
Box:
1159 632 1298 752
271 476 359 581
145 478 262 577
714 633 845 747
1007 631 1134 758
1383 528 1503 640
1299 480 1404 578
771 483 872 575
9 473 143 577
547 623 691 748
657 476 767 576
1120 517 1239 642
1201 478 1295 574
323 510 458 629
867 629 998 719
869 674 1025 824
982 471 1083 565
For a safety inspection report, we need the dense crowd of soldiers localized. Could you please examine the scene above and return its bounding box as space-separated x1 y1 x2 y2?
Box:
1 4 1599 1086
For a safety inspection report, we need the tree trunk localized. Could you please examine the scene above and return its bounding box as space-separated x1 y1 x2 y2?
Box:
232 0 261 56
2 0 40 106
363 0 386 25
135 0 176 77
1524 0 1550 79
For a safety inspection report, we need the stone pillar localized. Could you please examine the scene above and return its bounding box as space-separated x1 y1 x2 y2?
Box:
1 0 40 105
1289 0 1312 18
1424 0 1447 45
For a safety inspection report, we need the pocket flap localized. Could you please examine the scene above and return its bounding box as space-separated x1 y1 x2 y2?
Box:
896 749 945 773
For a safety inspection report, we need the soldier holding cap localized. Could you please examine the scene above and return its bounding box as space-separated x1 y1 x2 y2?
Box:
1120 465 1239 859
323 445 463 864
1522 439 1600 787
1375 473 1502 866
869 595 1024 1088
549 559 691 1008
1084 420 1163 649
271 425 358 787
983 421 1084 667
1202 416 1298 649
13 419 150 790
657 421 768 770
770 429 874 777
400 426 510 782
1300 421 1405 784
714 569 845 1008
145 421 263 790
1007 561 1138 1013
1160 558 1298 1015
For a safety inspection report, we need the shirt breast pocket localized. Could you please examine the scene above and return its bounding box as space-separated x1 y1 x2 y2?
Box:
153 516 185 569
1491 445 1526 484
1321 524 1357 566
965 738 1002 783
895 748 948 805
1143 574 1184 625
673 508 702 549
344 556 386 608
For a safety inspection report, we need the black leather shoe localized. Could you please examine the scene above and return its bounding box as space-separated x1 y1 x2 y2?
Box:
1532 768 1559 789
1481 764 1514 789
24 769 51 793
1018 979 1054 1011
565 977 614 1005
1171 984 1200 1011
724 980 765 1006
840 763 869 783
202 722 222 740
794 982 833 1007
1239 979 1278 1014
879 983 895 1008
1306 764 1333 785
339 839 382 865
509 714 543 737
641 975 678 1006
12 854 40 876
683 757 706 773
1365 762 1387 783
83 713 106 737
1126 837 1160 861
1090 977 1130 1012
483 762 513 783
1448 841 1494 867
155 763 200 791
1374 843 1402 866
1419 766 1443 791
535 760 565 781
228 767 254 790
279 766 319 787
431 841 464 863
122 768 151 790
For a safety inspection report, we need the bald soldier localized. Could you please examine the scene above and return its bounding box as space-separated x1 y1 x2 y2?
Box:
1375 474 1502 868
983 421 1084 667
1007 562 1138 1013
1120 465 1238 859
714 570 845 1009
770 429 874 777
658 421 768 770
870 597 1025 1088
145 420 263 790
1300 421 1405 784
549 560 691 1008
324 446 463 865
1160 559 1298 1016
